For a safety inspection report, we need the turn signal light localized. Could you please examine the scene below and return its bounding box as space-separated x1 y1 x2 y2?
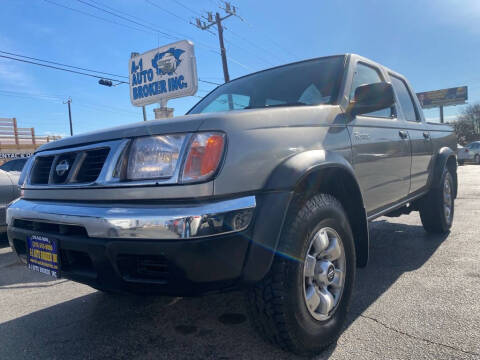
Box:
182 133 225 183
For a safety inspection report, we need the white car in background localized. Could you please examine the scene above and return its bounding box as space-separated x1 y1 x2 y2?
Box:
0 169 20 233
457 141 480 165
0 158 28 174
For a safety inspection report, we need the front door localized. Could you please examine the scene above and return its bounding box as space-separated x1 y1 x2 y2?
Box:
347 62 411 214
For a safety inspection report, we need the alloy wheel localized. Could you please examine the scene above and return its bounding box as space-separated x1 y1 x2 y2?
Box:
444 175 453 225
303 227 346 321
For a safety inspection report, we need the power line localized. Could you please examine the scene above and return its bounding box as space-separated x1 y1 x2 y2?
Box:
43 0 157 37
0 89 140 115
90 0 212 40
78 0 217 45
145 0 218 37
193 3 241 82
240 18 296 59
225 29 278 66
144 0 190 24
0 90 62 102
73 102 139 115
165 5 272 69
43 0 251 72
1 50 221 86
74 0 177 40
0 50 128 79
88 0 173 26
223 37 274 67
0 54 129 83
199 75 225 80
198 79 221 86
44 0 182 42
170 0 203 17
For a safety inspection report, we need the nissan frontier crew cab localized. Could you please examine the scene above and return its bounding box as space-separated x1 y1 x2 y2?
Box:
8 54 457 356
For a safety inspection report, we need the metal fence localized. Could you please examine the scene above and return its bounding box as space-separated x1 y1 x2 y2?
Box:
0 118 60 150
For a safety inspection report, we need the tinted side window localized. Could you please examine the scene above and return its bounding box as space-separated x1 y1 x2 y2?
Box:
14 159 27 171
0 161 13 171
9 160 20 171
350 63 391 118
391 75 419 122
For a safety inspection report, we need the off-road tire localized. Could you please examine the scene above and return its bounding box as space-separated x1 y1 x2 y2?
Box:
245 194 356 356
419 168 454 234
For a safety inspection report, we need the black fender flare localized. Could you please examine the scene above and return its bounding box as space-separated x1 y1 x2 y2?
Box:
429 147 457 198
264 150 356 191
242 150 369 283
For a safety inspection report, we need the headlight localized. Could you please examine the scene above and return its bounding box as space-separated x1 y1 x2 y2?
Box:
181 132 225 183
127 135 186 180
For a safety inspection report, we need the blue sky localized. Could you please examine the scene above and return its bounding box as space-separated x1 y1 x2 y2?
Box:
1 0 479 136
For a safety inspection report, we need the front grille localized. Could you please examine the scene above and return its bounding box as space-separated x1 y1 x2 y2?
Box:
13 219 88 237
29 146 110 185
30 156 54 184
76 148 110 183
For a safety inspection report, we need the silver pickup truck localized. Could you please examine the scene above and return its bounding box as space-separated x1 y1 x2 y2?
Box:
7 54 457 355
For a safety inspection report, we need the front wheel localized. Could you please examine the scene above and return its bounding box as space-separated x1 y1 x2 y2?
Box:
245 194 356 356
475 154 480 165
419 168 454 234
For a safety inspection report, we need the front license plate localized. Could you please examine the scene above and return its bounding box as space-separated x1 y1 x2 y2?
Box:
27 235 60 278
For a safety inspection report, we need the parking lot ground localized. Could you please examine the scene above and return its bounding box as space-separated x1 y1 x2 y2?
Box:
1 165 480 360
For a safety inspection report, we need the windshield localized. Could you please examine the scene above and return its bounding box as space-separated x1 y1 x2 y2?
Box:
189 56 345 114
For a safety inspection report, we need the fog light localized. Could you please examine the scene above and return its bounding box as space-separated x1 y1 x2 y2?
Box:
227 209 254 231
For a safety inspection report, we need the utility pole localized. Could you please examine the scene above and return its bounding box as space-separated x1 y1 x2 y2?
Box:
215 11 229 82
193 2 240 83
63 97 73 136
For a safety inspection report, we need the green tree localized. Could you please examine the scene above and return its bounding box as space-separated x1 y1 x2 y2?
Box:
452 104 480 145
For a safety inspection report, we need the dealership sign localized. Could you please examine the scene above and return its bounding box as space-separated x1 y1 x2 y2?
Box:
129 40 198 107
417 86 468 109
0 152 32 159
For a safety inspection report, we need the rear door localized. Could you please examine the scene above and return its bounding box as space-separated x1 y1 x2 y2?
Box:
347 60 411 214
389 74 433 194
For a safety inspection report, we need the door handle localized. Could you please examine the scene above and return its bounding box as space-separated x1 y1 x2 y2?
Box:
398 130 408 139
423 132 431 140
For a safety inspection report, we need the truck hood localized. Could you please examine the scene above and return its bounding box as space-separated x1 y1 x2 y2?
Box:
37 105 341 152
37 113 207 152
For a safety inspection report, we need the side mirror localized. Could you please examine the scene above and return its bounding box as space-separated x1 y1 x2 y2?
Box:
348 82 394 117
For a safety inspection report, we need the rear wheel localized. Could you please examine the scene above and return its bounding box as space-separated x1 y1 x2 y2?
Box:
419 168 454 234
457 160 464 166
475 154 480 165
245 194 355 356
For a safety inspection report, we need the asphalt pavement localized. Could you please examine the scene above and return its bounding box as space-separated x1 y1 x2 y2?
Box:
1 165 479 360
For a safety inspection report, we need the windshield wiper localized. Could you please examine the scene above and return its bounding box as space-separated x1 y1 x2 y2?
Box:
244 102 310 109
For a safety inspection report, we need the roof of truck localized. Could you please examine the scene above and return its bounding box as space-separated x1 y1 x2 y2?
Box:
225 53 406 86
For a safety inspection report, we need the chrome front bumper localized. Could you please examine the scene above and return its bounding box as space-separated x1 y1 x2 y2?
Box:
7 196 256 239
